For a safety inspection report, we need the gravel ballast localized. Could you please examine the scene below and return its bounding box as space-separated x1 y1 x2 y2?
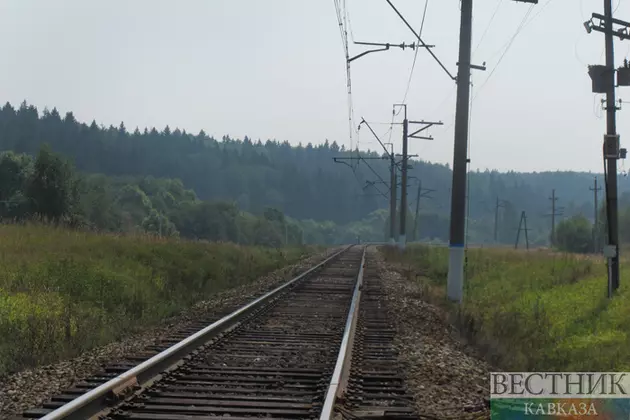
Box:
369 246 491 419
0 247 340 419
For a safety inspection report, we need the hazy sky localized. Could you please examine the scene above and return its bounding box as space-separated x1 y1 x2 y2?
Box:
0 0 629 172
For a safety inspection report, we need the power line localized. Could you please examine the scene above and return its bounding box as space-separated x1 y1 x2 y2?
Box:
359 118 396 159
333 0 357 162
385 0 456 81
337 156 389 201
432 85 457 116
358 156 390 190
388 107 397 144
522 0 558 29
472 0 503 57
473 4 534 100
483 0 557 64
333 0 345 41
344 0 356 43
400 0 430 104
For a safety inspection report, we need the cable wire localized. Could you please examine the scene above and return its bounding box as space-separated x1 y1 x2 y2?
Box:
438 0 558 139
344 0 356 43
482 0 556 65
386 0 455 81
473 4 534 100
521 0 557 30
400 0 430 105
472 0 503 57
333 0 357 166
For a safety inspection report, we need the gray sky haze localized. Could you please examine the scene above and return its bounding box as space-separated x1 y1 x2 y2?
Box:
1 0 629 172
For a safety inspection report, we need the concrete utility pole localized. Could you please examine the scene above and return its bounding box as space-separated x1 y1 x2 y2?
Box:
357 119 399 243
446 0 537 303
590 177 602 253
603 0 621 295
494 196 507 243
385 142 397 244
546 189 564 246
447 0 475 302
332 155 391 227
412 180 435 242
391 166 398 242
584 3 630 296
393 103 442 250
549 189 558 245
400 107 409 249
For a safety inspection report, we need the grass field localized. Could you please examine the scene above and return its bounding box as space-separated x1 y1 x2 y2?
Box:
382 245 630 371
0 224 314 376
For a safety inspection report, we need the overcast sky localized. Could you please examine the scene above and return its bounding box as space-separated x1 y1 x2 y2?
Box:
0 0 629 172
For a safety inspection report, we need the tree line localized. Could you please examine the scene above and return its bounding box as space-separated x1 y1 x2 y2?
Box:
1 100 629 246
0 145 394 245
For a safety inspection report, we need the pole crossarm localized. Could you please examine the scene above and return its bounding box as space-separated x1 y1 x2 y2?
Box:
408 120 443 140
334 156 390 191
394 154 417 171
359 118 394 159
333 157 389 161
362 183 389 200
587 13 630 39
348 41 433 63
366 179 413 189
385 0 456 80
348 45 389 63
332 157 354 171
457 62 487 71
333 156 391 198
365 180 387 187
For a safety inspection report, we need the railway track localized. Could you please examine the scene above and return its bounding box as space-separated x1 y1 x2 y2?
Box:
341 258 417 418
19 246 418 419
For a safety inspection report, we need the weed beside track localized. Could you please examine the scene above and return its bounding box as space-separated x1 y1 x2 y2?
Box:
0 224 314 376
381 245 626 372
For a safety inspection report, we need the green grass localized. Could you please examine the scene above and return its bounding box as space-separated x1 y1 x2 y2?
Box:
0 224 315 376
382 245 630 371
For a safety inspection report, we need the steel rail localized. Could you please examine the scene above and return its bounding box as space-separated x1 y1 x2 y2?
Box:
38 245 353 420
319 247 366 419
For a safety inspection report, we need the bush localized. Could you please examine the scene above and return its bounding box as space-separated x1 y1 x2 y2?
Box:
554 215 593 254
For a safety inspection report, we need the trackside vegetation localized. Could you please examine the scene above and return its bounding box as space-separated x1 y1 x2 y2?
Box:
0 224 312 376
382 245 630 371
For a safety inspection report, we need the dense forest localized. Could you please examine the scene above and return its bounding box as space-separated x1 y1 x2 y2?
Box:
1 100 629 246
0 144 388 245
